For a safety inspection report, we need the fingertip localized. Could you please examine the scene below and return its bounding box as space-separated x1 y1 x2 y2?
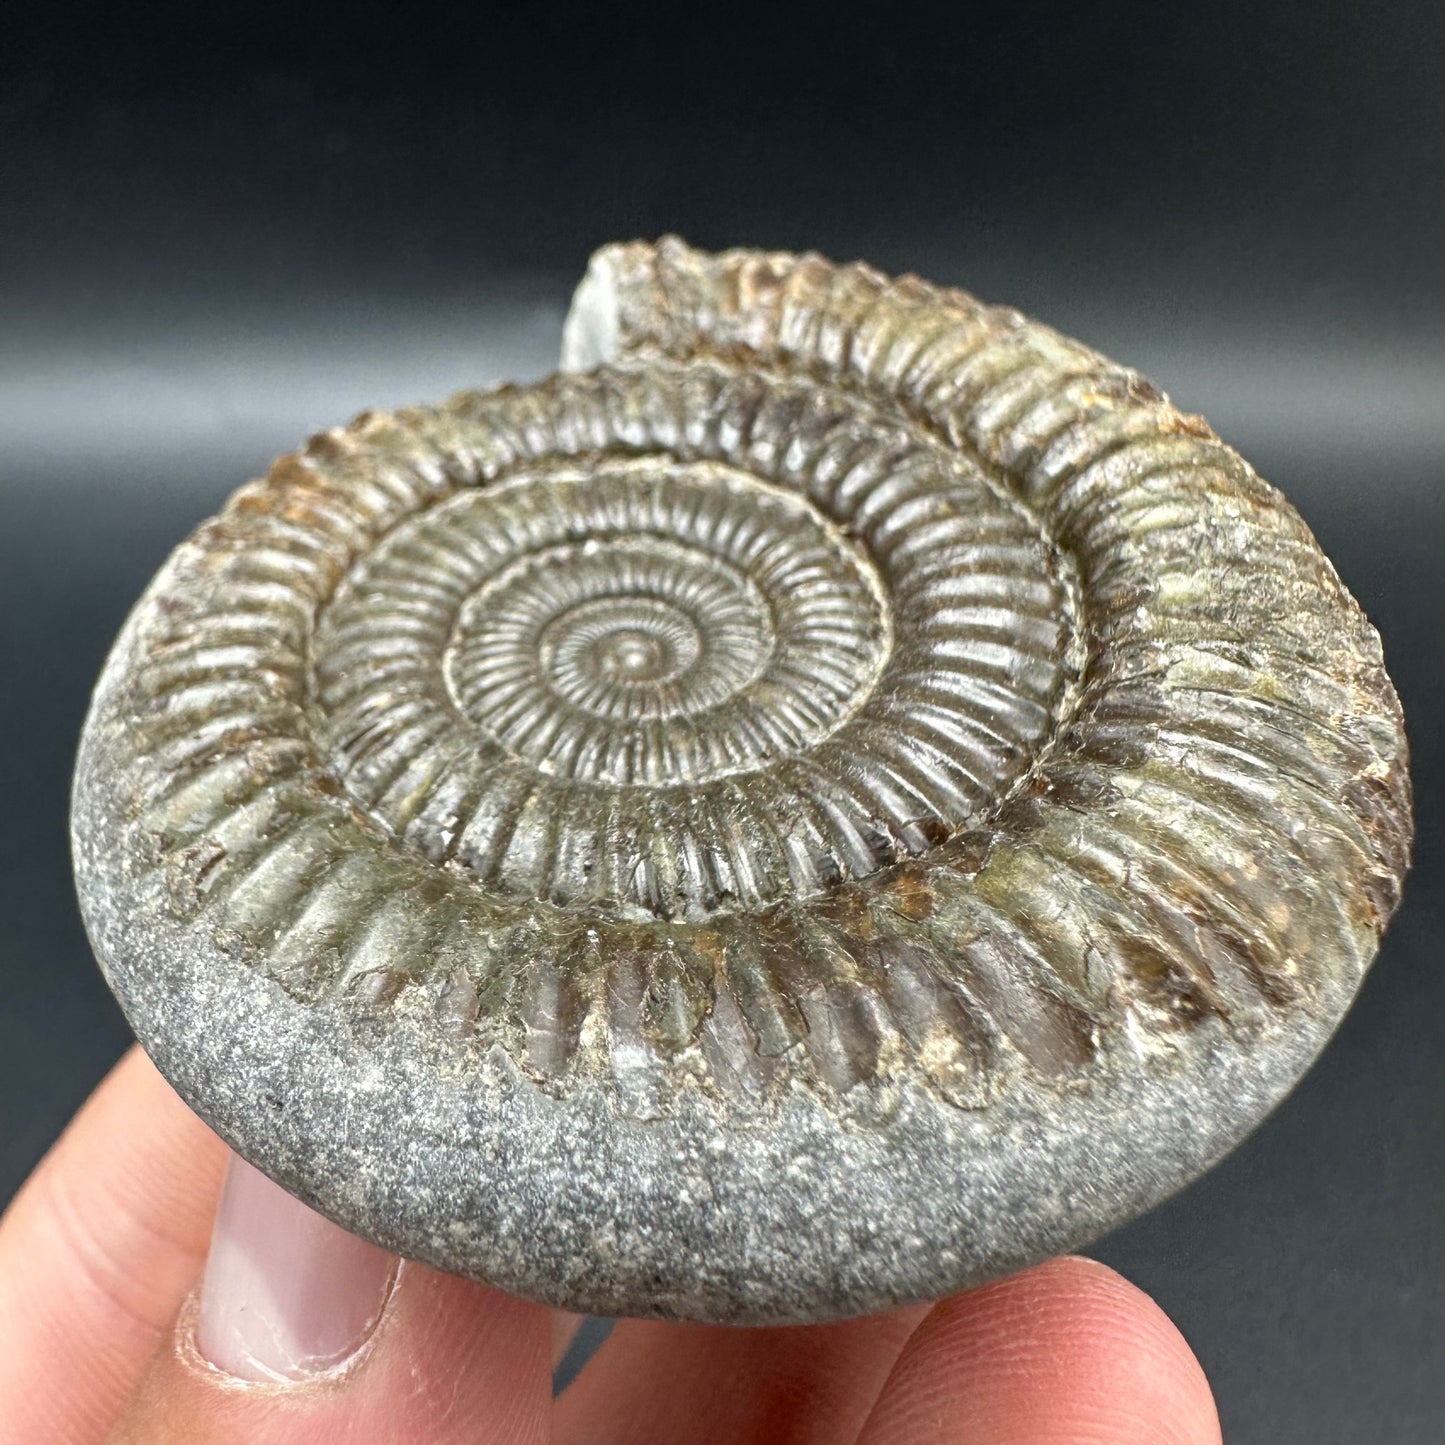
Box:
857 1255 1221 1445
195 1156 397 1383
114 1196 553 1445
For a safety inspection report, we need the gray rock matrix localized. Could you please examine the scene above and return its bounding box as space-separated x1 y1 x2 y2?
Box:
72 238 1411 1323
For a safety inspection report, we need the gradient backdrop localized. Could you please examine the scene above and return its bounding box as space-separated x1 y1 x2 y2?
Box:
3 3 1441 1439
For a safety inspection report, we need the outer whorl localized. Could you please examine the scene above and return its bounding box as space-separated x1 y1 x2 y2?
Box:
72 238 1411 1323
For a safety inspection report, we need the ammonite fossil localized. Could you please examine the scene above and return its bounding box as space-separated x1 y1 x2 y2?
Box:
72 238 1412 1324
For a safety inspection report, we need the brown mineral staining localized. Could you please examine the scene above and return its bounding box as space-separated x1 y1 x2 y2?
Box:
878 872 937 922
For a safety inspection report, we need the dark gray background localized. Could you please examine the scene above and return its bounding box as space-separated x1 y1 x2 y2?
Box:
3 2 1441 1439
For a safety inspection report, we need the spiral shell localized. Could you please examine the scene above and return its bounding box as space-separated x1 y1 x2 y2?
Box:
72 238 1411 1323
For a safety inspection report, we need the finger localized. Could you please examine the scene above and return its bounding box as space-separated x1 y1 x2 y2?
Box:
854 1256 1221 1445
109 1155 553 1445
0 1046 228 1444
554 1303 929 1445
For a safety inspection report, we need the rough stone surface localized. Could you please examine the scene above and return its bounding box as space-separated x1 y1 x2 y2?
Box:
71 237 1412 1323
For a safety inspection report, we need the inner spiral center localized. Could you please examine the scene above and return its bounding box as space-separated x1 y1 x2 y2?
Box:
449 533 780 738
540 591 705 703
596 630 674 682
311 438 1075 918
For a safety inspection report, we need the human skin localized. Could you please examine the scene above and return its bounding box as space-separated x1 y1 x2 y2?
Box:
0 1047 1221 1444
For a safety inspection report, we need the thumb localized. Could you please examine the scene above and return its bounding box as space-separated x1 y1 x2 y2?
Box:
110 1156 552 1445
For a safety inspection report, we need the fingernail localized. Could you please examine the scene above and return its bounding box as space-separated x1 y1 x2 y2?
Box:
196 1154 396 1382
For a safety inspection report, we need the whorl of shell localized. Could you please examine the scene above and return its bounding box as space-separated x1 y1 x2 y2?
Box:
95 238 1411 1110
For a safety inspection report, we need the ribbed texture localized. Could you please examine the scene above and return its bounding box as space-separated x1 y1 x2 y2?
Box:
88 238 1411 1105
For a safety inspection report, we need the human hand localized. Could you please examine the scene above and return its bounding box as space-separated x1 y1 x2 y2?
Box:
0 1048 1221 1443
